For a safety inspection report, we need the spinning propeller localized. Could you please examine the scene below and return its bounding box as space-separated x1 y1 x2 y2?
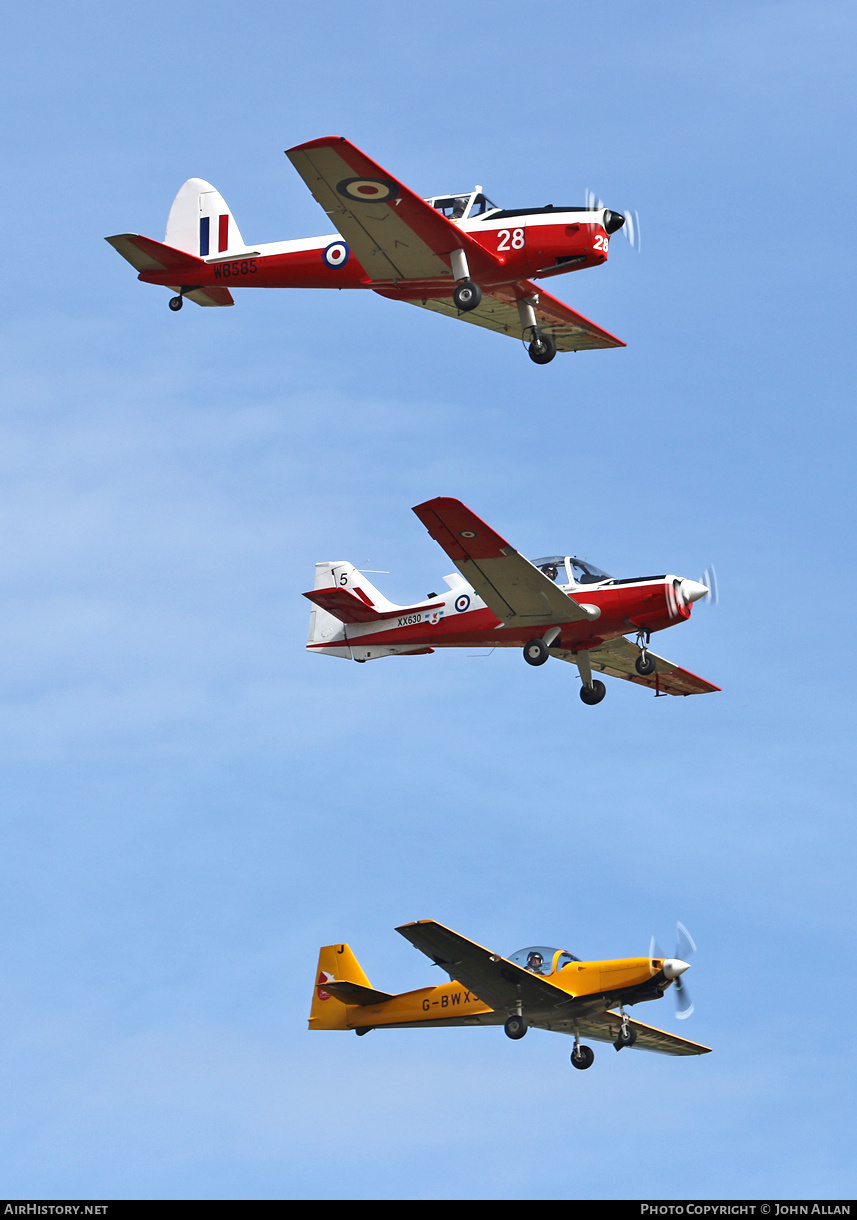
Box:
585 189 641 252
666 564 718 621
649 922 697 1020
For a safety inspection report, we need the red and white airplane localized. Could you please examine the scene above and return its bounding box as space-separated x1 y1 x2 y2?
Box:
305 498 720 704
106 136 627 364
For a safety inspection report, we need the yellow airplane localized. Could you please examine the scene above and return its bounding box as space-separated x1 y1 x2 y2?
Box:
309 920 711 1069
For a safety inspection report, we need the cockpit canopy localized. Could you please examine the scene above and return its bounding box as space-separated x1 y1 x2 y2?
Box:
508 946 581 975
426 191 500 221
533 556 612 586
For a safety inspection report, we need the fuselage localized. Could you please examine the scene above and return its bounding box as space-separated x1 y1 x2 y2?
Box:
137 201 614 297
309 571 694 662
330 953 674 1033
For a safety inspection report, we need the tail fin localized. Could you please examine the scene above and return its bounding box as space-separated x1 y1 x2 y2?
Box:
311 562 395 611
309 943 374 1030
165 178 248 259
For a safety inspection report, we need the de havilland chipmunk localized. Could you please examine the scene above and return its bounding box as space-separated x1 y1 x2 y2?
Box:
310 921 710 1069
305 497 719 704
106 136 629 364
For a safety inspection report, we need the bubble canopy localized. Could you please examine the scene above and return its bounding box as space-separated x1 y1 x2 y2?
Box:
508 946 581 975
533 556 612 585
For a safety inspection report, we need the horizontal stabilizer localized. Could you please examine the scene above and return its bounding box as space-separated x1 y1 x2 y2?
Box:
105 234 234 306
303 587 444 624
321 981 396 1006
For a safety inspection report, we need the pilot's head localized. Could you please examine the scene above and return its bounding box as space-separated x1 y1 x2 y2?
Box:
541 565 558 582
527 952 544 971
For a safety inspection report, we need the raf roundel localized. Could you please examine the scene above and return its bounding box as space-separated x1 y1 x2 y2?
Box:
322 241 349 269
336 176 399 203
460 530 476 538
455 594 471 613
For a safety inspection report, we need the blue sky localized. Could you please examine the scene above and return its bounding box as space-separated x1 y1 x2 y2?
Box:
1 0 855 1200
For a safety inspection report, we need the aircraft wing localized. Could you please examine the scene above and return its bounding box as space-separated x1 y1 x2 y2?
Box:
285 136 499 284
554 634 720 696
412 497 599 627
391 279 625 351
396 920 577 1014
105 234 235 306
556 1011 711 1056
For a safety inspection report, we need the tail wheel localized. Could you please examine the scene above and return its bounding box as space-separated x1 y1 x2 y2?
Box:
579 679 606 706
571 1045 595 1070
523 639 549 666
453 280 482 312
504 1016 528 1040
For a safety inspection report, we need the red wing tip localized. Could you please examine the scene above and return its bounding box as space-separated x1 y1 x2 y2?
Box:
286 135 349 154
412 496 463 514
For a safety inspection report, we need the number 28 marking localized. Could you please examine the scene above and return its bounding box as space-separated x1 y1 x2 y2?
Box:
497 228 525 251
593 234 609 251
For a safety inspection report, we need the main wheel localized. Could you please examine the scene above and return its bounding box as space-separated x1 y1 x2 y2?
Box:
453 280 482 312
635 653 657 676
504 1015 528 1040
169 295 184 311
523 638 549 666
528 333 557 364
579 680 606 706
614 1027 637 1050
571 1044 595 1070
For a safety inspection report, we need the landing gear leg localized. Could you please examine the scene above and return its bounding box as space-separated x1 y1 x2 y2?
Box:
517 295 557 364
576 650 607 706
571 1023 595 1069
634 630 657 677
450 249 482 312
613 1007 637 1051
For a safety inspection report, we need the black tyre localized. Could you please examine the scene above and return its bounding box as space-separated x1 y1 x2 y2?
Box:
453 280 482 312
523 638 549 666
504 1016 528 1040
614 1027 637 1051
635 653 657 676
571 1044 595 1070
169 295 184 311
579 679 607 706
528 333 557 364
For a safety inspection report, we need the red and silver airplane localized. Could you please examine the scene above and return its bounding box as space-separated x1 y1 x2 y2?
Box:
305 498 720 705
106 136 627 364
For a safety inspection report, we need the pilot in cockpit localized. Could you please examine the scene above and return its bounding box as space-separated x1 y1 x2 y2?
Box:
525 951 545 974
538 563 559 582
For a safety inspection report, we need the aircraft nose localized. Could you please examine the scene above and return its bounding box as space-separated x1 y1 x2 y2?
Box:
679 578 709 604
603 209 625 234
662 958 691 980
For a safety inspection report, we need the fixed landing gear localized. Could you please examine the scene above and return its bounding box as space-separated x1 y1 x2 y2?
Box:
527 331 557 365
614 1012 637 1051
635 653 657 676
523 638 550 666
579 679 606 706
571 1044 595 1070
168 295 184 311
504 1015 528 1040
453 279 482 312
